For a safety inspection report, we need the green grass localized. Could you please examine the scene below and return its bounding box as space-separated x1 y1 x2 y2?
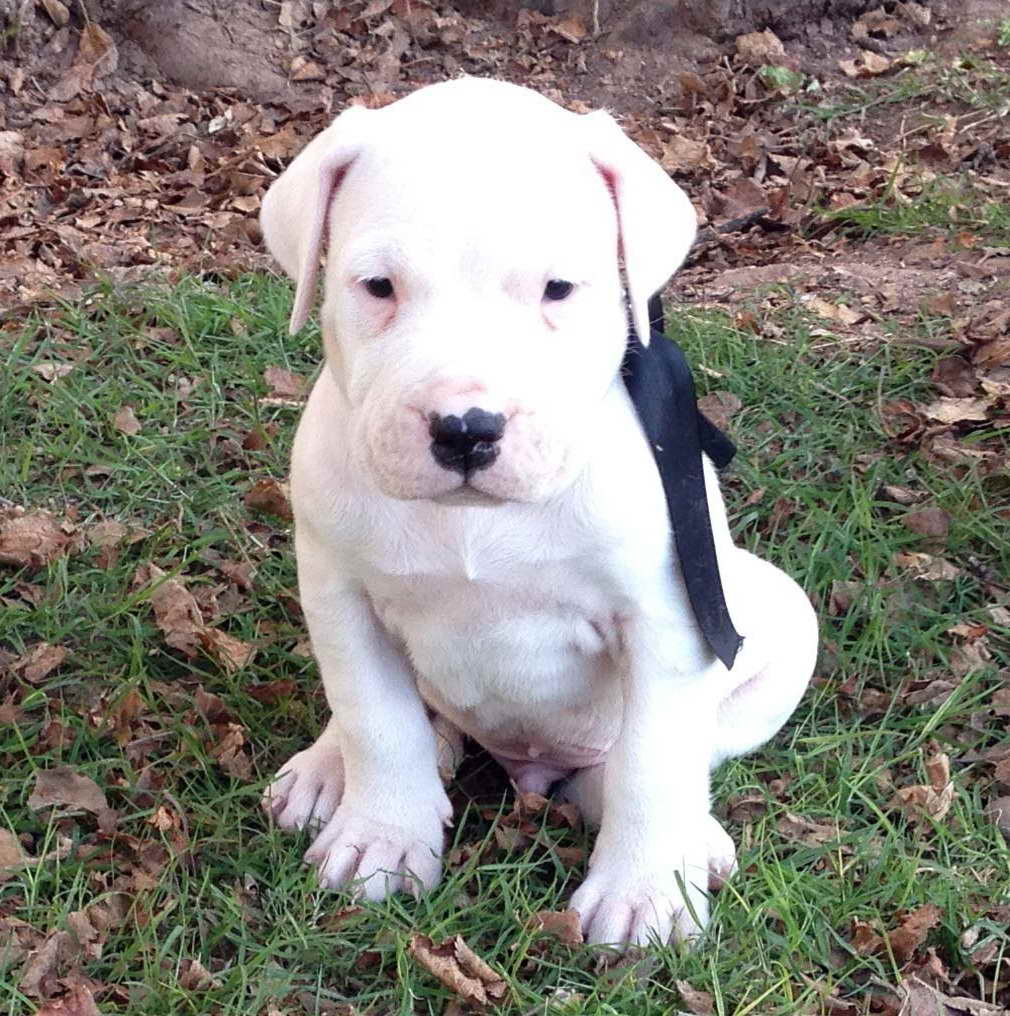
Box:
2 274 1009 1014
801 53 1010 123
823 179 1010 246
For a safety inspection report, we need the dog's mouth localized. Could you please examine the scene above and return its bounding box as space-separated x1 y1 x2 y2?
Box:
430 483 505 508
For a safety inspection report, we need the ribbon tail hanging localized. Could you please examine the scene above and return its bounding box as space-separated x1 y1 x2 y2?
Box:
622 295 743 670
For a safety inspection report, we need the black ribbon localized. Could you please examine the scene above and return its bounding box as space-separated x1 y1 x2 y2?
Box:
621 294 743 670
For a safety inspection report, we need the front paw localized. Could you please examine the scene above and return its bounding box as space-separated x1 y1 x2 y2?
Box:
262 736 345 832
304 794 450 901
570 841 711 948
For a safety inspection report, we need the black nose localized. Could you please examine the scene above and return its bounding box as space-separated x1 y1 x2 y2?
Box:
429 407 506 475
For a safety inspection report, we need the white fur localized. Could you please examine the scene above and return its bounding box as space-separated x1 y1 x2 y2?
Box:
259 78 818 947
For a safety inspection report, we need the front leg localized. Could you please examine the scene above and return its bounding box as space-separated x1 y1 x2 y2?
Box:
571 613 721 948
271 525 451 900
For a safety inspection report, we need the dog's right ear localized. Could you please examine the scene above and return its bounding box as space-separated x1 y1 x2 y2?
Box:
260 106 370 335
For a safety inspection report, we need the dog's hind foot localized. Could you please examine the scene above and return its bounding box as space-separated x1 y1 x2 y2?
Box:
262 720 345 832
704 812 737 890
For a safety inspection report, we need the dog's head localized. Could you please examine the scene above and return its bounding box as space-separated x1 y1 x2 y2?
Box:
260 78 696 503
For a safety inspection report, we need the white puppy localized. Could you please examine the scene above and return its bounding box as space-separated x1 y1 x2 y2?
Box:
259 77 817 948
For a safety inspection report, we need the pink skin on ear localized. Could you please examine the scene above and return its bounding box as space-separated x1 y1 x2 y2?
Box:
592 160 651 348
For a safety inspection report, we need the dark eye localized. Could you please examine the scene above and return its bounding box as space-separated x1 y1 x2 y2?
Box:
364 277 394 299
543 279 574 301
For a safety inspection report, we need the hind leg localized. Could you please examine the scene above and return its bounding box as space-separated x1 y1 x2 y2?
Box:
562 550 816 895
709 551 817 768
562 765 738 890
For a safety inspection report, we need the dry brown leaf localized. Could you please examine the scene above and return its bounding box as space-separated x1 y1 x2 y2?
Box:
135 563 204 657
829 579 867 615
113 405 141 435
851 918 885 955
854 7 901 37
990 689 1010 717
552 844 585 867
198 628 255 673
924 751 950 795
19 929 79 999
922 397 993 424
28 766 109 817
950 637 993 680
0 130 24 175
40 0 70 25
290 56 325 81
804 295 865 325
550 16 588 42
893 551 961 581
209 722 252 780
178 956 216 991
246 679 297 705
216 558 255 590
527 909 583 946
735 28 786 66
194 686 232 723
984 796 1010 839
0 510 72 569
409 934 507 1006
839 50 892 77
89 520 129 550
930 356 976 397
902 507 950 539
263 366 308 399
36 983 102 1016
0 829 26 873
697 390 742 432
898 976 1004 1016
888 904 942 966
726 792 768 822
661 135 715 173
676 979 715 1014
32 362 75 382
50 22 118 100
862 51 892 75
89 519 131 568
777 812 840 845
244 478 293 521
15 643 68 684
890 781 954 825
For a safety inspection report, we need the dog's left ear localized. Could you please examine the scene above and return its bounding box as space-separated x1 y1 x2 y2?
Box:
583 111 697 346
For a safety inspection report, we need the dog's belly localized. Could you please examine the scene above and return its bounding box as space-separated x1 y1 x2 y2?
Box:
368 575 624 777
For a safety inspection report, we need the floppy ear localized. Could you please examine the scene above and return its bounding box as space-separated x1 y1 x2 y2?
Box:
584 110 697 346
260 105 370 335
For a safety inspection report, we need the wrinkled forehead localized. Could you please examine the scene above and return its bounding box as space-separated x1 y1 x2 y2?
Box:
328 119 619 275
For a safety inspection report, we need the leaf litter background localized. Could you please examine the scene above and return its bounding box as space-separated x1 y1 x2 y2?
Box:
2 1 1010 1014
